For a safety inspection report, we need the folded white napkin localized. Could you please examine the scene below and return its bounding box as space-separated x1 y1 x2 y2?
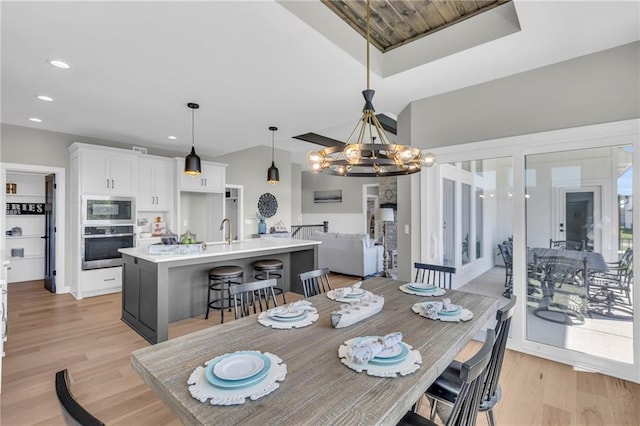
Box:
268 300 311 316
421 298 454 319
334 282 363 299
348 332 403 364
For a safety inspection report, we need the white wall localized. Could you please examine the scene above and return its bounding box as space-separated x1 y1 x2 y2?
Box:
301 213 364 234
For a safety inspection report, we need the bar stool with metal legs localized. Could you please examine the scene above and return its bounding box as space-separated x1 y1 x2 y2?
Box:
252 259 286 304
206 265 244 323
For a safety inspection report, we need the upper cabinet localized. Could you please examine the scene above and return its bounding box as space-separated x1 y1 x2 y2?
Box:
178 159 226 193
72 146 137 195
137 156 175 211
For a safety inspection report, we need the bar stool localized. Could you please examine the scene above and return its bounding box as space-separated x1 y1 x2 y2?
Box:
252 259 286 304
206 265 244 323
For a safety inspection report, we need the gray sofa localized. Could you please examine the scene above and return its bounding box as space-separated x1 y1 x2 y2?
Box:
310 232 383 277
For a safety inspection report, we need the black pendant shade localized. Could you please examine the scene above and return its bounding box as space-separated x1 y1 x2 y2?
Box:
184 102 202 176
184 146 201 176
267 126 280 184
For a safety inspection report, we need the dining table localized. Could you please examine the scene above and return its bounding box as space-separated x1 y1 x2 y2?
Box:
130 277 500 425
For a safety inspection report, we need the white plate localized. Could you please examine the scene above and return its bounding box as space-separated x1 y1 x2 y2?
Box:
213 353 265 381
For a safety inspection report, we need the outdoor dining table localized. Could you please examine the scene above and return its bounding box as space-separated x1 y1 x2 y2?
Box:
527 247 608 272
130 276 500 425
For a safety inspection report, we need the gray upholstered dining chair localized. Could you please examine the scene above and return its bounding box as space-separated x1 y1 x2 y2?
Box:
414 262 456 289
227 279 278 319
298 267 332 298
424 297 516 426
397 329 496 426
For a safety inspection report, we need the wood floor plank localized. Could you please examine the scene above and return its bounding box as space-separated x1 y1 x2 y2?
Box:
1 278 639 425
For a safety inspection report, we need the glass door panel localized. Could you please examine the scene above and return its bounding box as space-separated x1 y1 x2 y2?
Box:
525 145 633 363
443 178 455 266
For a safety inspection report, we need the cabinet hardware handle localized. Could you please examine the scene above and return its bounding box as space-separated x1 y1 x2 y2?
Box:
204 178 207 186
104 277 116 281
111 179 115 189
106 179 110 188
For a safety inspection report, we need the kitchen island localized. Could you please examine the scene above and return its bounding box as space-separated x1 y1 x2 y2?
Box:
119 238 319 344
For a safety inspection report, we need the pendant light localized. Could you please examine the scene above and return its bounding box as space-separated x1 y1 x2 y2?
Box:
306 0 436 177
184 102 202 176
267 126 280 184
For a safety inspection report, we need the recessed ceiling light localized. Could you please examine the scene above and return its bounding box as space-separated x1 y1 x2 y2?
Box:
168 136 177 140
37 95 54 102
29 117 43 123
48 59 70 69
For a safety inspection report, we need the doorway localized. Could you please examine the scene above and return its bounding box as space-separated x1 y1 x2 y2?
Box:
224 184 244 241
554 187 601 252
362 184 379 240
1 163 66 293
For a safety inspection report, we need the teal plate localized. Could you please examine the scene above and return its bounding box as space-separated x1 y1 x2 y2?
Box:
268 311 309 322
205 352 271 389
407 284 438 293
353 337 410 366
438 305 462 316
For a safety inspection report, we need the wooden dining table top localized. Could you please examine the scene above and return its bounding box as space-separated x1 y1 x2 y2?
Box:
130 277 500 425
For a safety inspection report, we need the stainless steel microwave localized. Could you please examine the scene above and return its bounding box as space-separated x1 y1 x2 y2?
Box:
82 196 135 224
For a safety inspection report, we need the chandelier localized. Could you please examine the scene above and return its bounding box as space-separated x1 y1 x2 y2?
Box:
306 0 435 177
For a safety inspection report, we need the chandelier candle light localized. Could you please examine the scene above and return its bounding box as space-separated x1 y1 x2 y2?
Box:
306 0 435 177
267 126 280 184
184 102 202 176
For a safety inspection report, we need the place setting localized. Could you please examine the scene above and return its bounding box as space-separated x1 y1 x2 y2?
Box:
326 282 374 303
399 282 446 297
187 350 287 405
411 298 474 322
338 332 422 377
258 300 319 329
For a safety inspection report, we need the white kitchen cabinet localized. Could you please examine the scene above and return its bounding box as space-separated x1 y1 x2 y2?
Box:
137 156 174 211
76 266 122 298
178 159 226 193
77 148 137 195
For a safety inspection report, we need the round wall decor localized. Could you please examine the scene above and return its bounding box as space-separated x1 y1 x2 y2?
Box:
258 193 278 218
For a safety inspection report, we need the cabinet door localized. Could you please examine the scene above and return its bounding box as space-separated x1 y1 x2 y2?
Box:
180 171 206 192
109 153 137 195
137 158 156 210
80 150 110 194
154 159 174 211
201 163 225 193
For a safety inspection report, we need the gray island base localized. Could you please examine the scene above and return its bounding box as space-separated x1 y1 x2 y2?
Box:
119 239 319 344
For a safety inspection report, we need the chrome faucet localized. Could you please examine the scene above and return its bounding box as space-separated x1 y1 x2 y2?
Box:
220 218 232 245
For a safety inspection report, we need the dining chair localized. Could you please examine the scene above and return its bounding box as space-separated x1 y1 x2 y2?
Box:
56 369 105 426
424 297 516 426
227 279 278 319
414 262 456 289
397 329 496 426
298 267 332 298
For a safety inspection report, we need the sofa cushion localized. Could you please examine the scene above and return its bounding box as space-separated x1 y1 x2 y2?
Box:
336 233 366 240
312 231 337 239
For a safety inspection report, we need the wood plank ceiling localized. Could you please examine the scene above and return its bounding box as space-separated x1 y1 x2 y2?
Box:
322 0 511 52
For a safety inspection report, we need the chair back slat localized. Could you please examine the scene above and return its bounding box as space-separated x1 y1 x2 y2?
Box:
298 267 332 298
446 329 496 426
228 279 278 319
481 297 516 406
414 262 456 289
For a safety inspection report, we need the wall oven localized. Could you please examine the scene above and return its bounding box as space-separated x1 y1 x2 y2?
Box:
81 225 135 270
82 195 134 224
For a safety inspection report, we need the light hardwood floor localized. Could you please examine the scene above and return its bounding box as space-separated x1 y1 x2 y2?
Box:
1 277 639 425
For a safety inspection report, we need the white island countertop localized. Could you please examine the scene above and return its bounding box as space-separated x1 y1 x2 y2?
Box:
119 238 320 264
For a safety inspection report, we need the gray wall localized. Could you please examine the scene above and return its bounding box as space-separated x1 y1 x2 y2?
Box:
408 41 640 150
301 171 377 214
396 41 640 279
215 145 294 235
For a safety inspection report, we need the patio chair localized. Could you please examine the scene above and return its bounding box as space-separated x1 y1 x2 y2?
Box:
414 262 456 289
497 243 513 298
549 239 583 251
588 249 633 319
425 297 516 426
398 329 496 426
